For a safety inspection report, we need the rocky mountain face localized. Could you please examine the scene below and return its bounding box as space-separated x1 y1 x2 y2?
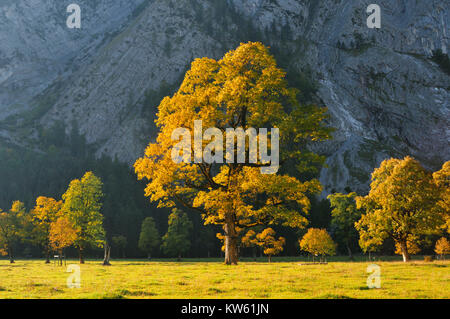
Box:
0 0 448 195
0 0 146 118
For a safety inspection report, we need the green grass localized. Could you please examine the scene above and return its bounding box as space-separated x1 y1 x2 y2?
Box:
0 258 448 299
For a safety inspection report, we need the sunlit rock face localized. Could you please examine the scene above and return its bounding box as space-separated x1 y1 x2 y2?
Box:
0 0 448 195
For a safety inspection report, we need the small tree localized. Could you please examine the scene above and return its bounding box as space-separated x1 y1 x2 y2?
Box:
435 237 450 260
255 228 285 262
161 209 193 260
299 228 336 262
138 217 160 259
62 172 106 264
30 197 62 263
357 226 383 261
112 235 128 258
0 201 25 263
49 217 77 265
328 192 363 259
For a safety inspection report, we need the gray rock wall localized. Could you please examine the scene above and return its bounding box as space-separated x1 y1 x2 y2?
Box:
0 0 448 195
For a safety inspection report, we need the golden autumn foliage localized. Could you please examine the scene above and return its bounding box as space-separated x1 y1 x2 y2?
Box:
49 217 77 255
30 196 63 262
134 42 331 265
356 156 444 262
434 237 450 259
432 161 450 233
394 239 420 256
242 228 285 262
241 229 258 248
299 228 336 260
32 197 62 225
256 228 285 262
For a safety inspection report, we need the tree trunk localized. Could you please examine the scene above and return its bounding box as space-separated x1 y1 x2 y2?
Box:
400 240 410 262
224 220 238 265
103 243 111 266
79 247 85 264
177 254 181 262
268 255 271 263
9 247 14 263
45 246 51 264
57 249 63 266
346 243 353 261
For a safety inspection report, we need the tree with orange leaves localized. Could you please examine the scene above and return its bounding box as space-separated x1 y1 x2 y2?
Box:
30 196 62 263
256 228 285 262
434 237 450 260
49 217 77 265
134 42 331 265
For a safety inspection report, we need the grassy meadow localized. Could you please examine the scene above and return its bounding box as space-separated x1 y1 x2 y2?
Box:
0 257 448 299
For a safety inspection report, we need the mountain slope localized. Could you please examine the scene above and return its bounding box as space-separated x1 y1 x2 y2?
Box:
0 0 146 118
0 0 448 195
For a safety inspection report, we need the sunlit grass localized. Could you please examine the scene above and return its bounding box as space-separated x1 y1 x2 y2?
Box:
0 258 448 299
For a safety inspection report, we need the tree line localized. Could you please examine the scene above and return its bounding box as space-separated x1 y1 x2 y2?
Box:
0 120 223 259
0 172 212 264
1 42 448 264
2 156 447 265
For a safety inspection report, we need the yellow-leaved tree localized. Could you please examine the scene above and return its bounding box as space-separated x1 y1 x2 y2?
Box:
30 196 62 263
299 228 336 262
242 227 285 262
357 224 383 260
135 42 331 265
49 217 77 265
434 237 450 260
356 157 445 262
432 161 450 233
255 228 285 262
62 172 105 264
